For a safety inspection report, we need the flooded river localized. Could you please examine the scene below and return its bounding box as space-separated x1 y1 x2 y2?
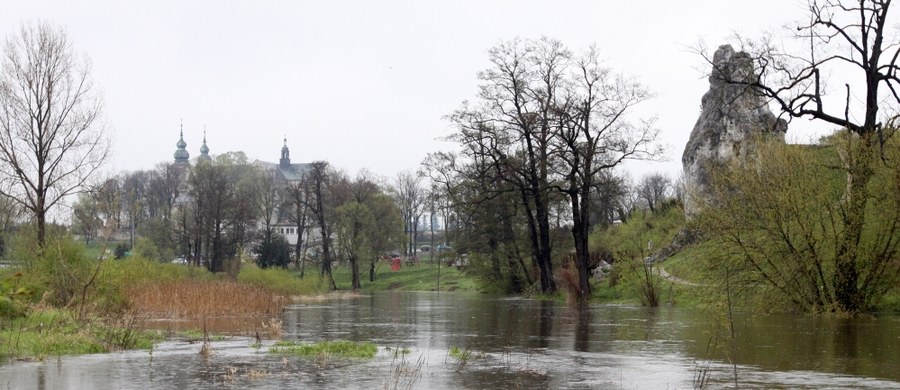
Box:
2 291 898 389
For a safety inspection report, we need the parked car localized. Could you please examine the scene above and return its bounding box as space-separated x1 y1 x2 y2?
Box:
419 245 431 252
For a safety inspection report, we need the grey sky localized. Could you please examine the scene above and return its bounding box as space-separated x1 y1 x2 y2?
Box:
2 0 814 181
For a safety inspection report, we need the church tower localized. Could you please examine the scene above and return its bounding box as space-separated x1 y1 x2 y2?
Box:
173 122 190 165
279 137 291 168
198 130 212 163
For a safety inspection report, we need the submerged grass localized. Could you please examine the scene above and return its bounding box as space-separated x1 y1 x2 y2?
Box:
447 345 485 372
269 339 377 358
385 349 425 390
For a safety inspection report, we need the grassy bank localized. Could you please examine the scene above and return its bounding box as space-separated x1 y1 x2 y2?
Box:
588 205 704 307
0 307 161 360
329 261 480 293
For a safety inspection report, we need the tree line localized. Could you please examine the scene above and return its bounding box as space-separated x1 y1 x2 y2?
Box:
67 156 414 290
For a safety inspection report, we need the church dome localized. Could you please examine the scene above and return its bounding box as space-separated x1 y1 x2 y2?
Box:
174 148 189 161
174 129 189 163
198 131 211 162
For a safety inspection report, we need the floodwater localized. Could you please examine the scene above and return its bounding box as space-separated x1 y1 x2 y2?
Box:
1 291 899 389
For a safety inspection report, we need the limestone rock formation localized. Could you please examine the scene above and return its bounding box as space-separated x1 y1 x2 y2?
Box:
682 44 788 217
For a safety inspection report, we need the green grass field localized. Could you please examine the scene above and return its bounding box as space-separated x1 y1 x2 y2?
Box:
329 261 480 293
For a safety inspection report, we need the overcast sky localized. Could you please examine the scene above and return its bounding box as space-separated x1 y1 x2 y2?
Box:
2 0 816 182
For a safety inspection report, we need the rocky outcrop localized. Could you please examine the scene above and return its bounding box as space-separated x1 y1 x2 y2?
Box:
682 44 788 217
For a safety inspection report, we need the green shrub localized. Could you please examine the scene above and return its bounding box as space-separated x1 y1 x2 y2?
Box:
114 242 130 259
0 272 31 319
254 235 292 269
132 237 161 262
14 234 97 307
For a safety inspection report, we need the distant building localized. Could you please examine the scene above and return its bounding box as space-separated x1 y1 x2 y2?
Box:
171 130 312 252
252 138 312 248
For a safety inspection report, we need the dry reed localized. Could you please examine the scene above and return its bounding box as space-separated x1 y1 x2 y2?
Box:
556 264 581 303
126 279 287 318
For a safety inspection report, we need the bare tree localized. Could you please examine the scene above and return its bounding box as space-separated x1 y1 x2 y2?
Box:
635 173 671 214
705 0 900 313
0 195 23 256
393 170 425 257
121 170 148 247
590 170 630 226
449 38 564 294
554 45 662 300
302 161 337 290
285 179 312 273
72 193 101 245
251 167 280 265
0 23 109 246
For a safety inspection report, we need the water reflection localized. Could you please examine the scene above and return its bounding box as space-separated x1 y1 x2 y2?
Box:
537 299 553 349
1 291 898 389
573 302 590 352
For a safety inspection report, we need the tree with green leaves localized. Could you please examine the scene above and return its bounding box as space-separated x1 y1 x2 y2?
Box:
698 135 900 313
705 0 900 313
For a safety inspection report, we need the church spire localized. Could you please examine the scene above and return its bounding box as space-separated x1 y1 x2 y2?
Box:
173 120 190 164
198 128 211 162
280 136 291 168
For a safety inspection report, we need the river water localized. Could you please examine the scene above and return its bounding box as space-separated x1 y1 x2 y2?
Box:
1 291 898 389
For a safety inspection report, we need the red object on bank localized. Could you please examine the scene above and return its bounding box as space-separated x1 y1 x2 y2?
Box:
391 257 401 272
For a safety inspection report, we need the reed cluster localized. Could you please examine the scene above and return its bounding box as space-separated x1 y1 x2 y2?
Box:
126 279 287 318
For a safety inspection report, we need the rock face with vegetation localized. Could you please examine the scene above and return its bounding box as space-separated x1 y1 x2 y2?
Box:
682 44 787 217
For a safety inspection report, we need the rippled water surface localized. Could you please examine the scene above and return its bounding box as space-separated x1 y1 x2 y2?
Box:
2 291 899 389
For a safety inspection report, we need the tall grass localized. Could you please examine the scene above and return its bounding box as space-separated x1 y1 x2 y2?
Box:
126 279 286 318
